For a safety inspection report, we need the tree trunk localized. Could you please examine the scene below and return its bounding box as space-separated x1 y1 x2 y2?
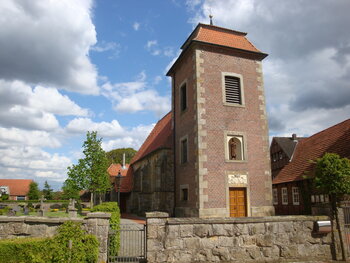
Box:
332 194 346 261
99 193 102 204
90 192 94 209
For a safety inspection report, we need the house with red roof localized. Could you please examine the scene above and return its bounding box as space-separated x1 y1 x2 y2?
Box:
124 22 273 218
0 179 33 200
272 119 350 215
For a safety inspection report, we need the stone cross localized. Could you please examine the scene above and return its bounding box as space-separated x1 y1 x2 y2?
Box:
40 195 45 210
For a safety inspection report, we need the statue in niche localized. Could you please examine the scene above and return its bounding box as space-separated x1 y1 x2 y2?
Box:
229 138 237 160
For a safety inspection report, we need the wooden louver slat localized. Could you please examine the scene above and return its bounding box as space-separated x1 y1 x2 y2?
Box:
225 76 241 104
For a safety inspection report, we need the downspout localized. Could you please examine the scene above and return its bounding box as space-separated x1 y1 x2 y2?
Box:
172 72 177 217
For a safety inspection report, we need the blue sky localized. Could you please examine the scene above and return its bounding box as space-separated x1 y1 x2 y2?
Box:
0 0 349 190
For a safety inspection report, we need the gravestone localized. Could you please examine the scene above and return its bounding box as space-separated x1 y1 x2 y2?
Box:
37 195 45 216
23 206 29 215
68 198 77 218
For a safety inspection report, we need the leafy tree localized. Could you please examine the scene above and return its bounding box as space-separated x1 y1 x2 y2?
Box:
28 181 40 200
62 179 80 200
314 153 350 261
106 148 137 165
65 131 111 207
42 181 53 200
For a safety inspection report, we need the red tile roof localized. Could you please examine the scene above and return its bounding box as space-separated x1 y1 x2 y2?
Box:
273 119 350 184
187 24 261 53
130 112 173 164
0 179 33 196
107 163 132 193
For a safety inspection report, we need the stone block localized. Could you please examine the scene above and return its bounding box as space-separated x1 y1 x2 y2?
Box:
164 238 183 249
279 222 294 233
212 247 230 261
233 223 248 235
256 234 273 247
212 224 226 236
166 225 179 239
200 237 218 249
218 236 235 247
261 245 280 258
194 224 212 237
246 247 263 260
180 224 193 237
147 225 158 239
184 237 200 249
242 235 257 246
248 223 265 235
147 239 164 251
280 245 298 258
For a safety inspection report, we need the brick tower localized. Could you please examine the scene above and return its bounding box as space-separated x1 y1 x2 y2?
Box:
167 23 273 217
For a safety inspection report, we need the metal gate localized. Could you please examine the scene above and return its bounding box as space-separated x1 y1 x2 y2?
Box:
108 224 146 263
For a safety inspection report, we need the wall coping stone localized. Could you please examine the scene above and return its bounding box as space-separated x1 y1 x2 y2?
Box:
166 215 329 225
146 212 169 218
86 212 111 219
0 216 83 224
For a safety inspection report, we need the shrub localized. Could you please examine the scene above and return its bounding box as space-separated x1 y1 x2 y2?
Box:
0 221 99 263
50 204 61 209
1 194 9 201
91 202 120 256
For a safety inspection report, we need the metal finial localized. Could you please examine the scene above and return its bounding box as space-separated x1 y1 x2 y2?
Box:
209 14 213 25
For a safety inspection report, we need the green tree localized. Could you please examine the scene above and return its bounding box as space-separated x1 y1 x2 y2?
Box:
42 181 53 200
61 179 80 200
28 181 40 200
106 147 137 165
65 131 111 207
314 153 350 261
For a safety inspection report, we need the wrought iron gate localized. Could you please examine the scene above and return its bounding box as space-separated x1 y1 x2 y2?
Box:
108 224 146 263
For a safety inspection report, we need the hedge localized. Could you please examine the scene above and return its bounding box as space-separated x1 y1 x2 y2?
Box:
91 202 120 256
0 221 98 263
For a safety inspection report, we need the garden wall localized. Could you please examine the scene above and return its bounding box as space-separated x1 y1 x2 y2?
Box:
146 212 343 263
0 212 110 263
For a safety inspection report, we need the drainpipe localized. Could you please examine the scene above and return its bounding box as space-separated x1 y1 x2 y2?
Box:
173 72 177 217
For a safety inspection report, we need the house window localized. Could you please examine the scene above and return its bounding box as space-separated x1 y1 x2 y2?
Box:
273 188 278 205
227 135 244 161
222 73 244 106
292 187 300 205
180 137 188 164
180 83 187 112
180 184 189 202
16 196 25 201
282 188 288 205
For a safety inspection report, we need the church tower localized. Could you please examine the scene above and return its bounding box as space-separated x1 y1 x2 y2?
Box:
167 23 273 217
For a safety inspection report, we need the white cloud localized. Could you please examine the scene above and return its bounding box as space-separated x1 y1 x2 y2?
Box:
0 146 71 183
146 40 174 57
66 118 125 137
0 0 99 94
133 22 140 31
0 128 61 148
101 72 171 117
147 40 158 49
188 0 350 136
102 123 155 151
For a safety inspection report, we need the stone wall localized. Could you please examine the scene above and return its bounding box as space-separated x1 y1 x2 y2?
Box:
146 212 338 262
0 212 110 263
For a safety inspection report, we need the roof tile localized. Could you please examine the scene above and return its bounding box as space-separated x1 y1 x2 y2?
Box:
273 119 350 184
0 179 33 196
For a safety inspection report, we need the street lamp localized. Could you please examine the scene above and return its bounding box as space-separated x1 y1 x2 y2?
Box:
115 170 123 205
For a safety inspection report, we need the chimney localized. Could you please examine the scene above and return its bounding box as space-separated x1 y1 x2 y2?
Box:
209 14 213 25
122 153 125 169
292 134 297 141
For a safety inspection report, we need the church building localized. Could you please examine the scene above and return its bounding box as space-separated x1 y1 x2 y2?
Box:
126 22 273 218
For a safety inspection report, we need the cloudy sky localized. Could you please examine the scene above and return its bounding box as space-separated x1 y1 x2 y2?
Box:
0 0 349 190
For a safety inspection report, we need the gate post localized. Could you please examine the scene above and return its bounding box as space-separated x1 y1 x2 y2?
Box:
85 212 111 263
146 212 169 262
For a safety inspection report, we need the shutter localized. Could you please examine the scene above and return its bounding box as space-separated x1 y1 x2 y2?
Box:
225 76 241 104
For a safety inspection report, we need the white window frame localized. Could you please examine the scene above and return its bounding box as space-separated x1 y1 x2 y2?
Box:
292 187 300 205
273 188 278 205
222 72 245 107
282 187 288 205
